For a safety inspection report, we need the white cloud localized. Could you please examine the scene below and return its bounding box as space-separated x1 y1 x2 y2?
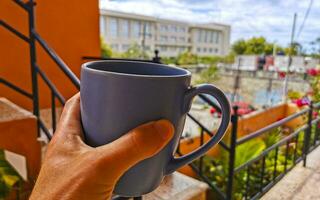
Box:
100 0 320 49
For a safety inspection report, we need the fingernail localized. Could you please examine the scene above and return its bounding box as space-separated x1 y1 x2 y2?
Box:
154 119 174 141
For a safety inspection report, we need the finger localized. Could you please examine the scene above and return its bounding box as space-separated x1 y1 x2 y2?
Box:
54 92 84 139
95 119 174 177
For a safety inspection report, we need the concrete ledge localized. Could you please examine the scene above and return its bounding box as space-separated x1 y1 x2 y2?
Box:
144 172 208 200
0 97 41 182
261 145 320 200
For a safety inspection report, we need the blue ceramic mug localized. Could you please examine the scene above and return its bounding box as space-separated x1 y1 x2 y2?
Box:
80 61 230 196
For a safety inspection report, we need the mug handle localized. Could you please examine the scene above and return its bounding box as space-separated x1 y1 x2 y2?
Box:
165 84 231 174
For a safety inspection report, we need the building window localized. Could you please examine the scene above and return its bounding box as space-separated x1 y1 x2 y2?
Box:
122 44 130 51
209 48 213 53
169 46 176 51
215 48 219 53
141 22 152 39
216 32 220 44
178 37 185 42
179 47 186 52
109 17 118 38
197 30 202 42
209 31 214 43
203 48 207 53
198 30 205 43
160 35 168 41
197 47 201 52
100 16 106 37
170 36 177 42
171 25 177 32
131 21 141 38
204 31 211 42
179 26 186 32
160 24 168 32
111 44 119 51
160 46 167 51
120 19 129 38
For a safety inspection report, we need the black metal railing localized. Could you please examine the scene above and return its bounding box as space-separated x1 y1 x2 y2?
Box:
1 0 79 140
180 100 320 200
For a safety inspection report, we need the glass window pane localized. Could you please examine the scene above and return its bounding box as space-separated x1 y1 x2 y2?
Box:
216 32 220 44
131 21 140 38
120 19 129 38
100 16 106 36
109 18 118 38
171 36 177 42
197 30 202 42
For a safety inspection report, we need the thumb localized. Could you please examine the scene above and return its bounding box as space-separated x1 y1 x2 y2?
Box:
95 119 174 178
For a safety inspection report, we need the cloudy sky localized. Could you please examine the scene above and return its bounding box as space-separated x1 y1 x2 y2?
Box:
100 0 319 51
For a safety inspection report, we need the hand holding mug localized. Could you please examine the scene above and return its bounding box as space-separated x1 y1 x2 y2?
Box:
81 61 231 196
30 93 175 200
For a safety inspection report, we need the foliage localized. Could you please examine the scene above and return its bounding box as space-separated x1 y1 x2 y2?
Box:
288 90 303 100
176 51 198 65
284 42 301 56
161 57 178 65
232 37 273 55
309 72 320 102
0 150 21 199
121 43 149 59
234 139 266 168
161 52 235 66
231 36 300 56
193 126 307 199
262 127 282 147
100 37 112 58
196 65 219 84
309 37 320 58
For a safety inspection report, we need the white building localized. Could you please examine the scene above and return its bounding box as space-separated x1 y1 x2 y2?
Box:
100 9 231 57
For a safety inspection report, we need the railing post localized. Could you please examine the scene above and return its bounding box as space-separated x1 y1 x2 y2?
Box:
226 106 238 200
152 49 161 63
27 0 40 136
303 101 313 167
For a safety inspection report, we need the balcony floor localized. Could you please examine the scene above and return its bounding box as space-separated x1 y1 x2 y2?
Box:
261 145 320 200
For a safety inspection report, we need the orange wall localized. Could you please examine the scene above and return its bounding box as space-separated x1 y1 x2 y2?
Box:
0 0 101 109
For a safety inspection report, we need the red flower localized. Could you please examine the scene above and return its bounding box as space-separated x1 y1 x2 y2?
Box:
210 108 216 114
307 68 320 76
313 111 319 119
278 71 286 78
293 98 310 108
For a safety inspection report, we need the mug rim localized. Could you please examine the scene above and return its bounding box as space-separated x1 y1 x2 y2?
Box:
82 60 192 79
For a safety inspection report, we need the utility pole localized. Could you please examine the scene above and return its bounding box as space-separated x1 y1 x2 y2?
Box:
232 57 241 103
273 40 277 57
141 23 147 56
140 22 152 59
283 13 297 102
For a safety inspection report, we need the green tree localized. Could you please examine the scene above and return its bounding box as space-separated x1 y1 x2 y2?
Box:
232 36 287 55
161 57 178 65
232 39 247 55
196 64 219 84
176 51 198 65
121 43 149 59
284 42 302 56
310 37 320 58
100 37 113 58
